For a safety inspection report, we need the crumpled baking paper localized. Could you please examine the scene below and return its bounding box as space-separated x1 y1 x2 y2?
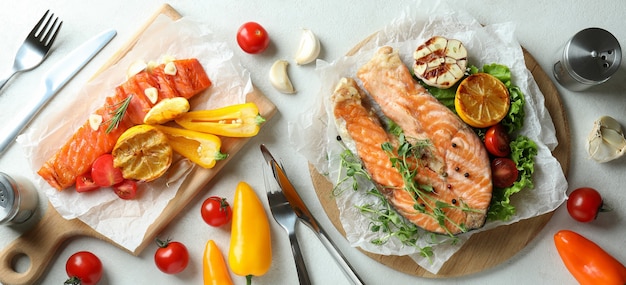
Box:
289 0 568 274
17 15 250 252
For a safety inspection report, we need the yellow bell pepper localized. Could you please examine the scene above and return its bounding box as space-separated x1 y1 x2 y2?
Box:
203 240 234 285
153 125 228 168
228 181 272 285
175 102 265 137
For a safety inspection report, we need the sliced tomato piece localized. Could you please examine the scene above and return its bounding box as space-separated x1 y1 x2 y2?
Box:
75 173 100 193
91 154 124 187
491 157 519 188
113 179 138 200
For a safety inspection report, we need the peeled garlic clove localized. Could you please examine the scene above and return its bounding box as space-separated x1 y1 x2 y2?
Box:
587 115 626 163
127 60 148 78
294 28 321 65
88 114 103 131
269 59 296 94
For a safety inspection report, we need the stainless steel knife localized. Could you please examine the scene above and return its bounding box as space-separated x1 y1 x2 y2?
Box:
0 28 116 155
260 144 365 285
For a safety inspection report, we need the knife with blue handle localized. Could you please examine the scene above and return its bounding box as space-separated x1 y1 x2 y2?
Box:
0 28 116 155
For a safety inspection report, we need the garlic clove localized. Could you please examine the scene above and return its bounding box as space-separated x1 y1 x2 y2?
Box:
88 114 103 131
269 59 296 94
587 115 626 163
127 60 148 78
294 28 321 65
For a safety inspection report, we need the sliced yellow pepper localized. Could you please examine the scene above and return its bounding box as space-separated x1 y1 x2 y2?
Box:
175 102 265 137
228 181 272 285
153 125 228 168
203 239 234 285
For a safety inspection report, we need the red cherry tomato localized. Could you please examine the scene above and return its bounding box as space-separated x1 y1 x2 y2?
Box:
113 179 137 200
91 154 124 187
236 22 270 54
567 187 606 222
491 157 519 188
65 251 103 285
200 196 233 227
484 124 511 157
154 238 189 274
76 173 100 193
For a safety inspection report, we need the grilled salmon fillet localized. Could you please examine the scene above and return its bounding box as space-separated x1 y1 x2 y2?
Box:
38 58 212 190
332 78 404 190
333 46 492 234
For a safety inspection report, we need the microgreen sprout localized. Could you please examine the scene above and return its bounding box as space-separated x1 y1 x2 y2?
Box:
333 148 371 196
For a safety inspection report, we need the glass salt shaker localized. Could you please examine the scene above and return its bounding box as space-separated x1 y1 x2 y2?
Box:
0 172 38 224
553 27 622 91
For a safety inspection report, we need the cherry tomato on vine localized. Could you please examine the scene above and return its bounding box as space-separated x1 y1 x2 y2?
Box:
484 124 511 157
236 22 270 54
91 154 124 187
65 251 103 285
567 187 609 222
201 196 232 227
491 157 518 188
154 238 189 274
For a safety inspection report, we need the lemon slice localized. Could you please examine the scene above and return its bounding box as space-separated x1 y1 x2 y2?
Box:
112 124 173 182
143 97 190 125
455 73 510 128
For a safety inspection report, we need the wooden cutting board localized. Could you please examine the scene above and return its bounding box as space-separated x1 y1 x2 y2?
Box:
0 4 276 285
309 36 570 277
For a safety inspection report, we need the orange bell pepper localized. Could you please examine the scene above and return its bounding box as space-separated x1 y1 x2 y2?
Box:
203 240 233 285
175 102 265 137
228 181 272 285
554 230 626 285
153 125 228 168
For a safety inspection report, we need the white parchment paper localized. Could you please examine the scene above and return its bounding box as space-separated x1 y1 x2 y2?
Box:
17 15 251 252
290 1 568 274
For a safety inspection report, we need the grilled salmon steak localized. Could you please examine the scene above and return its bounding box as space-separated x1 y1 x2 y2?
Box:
333 46 492 235
38 58 212 190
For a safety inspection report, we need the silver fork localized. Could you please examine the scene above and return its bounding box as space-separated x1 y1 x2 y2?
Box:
264 165 312 285
0 10 62 91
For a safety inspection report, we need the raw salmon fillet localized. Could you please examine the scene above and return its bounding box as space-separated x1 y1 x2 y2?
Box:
333 46 492 234
38 58 212 190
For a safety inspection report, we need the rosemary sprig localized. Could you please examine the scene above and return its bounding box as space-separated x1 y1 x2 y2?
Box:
105 95 132 133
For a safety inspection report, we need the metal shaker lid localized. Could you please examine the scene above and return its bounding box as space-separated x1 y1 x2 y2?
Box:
563 28 621 83
0 172 18 223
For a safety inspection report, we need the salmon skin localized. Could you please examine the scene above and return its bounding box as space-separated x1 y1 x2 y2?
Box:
333 46 492 235
38 58 212 190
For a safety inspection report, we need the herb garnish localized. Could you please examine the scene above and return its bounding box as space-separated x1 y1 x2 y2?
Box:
380 130 480 236
333 149 371 196
105 95 132 133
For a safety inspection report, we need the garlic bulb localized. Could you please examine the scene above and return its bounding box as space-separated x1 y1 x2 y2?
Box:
294 28 321 65
587 115 626 163
269 59 296 94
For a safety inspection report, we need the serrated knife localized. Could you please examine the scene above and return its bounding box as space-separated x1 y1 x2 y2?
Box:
0 28 116 155
260 144 365 285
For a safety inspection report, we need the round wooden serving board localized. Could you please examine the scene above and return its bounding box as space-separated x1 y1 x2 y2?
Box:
309 38 571 278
